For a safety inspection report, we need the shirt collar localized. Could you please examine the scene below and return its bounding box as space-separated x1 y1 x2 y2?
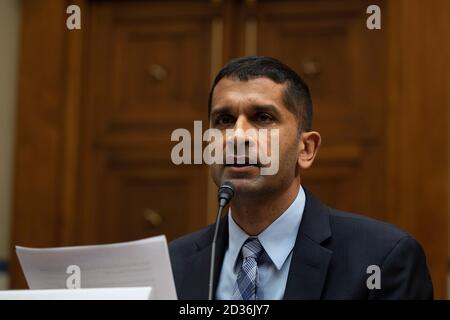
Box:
227 186 306 270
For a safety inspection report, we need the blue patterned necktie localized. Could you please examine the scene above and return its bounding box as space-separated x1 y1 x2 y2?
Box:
232 237 265 300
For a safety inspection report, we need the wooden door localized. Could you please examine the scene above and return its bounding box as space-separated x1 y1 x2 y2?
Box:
76 1 216 245
252 1 387 218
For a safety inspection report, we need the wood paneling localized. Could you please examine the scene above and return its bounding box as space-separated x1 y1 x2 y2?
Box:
385 0 450 299
10 0 70 289
77 1 215 245
255 0 387 221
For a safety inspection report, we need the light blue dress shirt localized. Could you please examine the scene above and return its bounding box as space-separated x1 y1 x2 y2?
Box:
216 186 306 300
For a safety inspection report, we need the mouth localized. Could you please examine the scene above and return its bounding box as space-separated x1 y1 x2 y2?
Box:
224 157 261 172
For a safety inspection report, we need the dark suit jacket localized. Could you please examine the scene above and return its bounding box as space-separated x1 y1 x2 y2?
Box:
169 188 433 299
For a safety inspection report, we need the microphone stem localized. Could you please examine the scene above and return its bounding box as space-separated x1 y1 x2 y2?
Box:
208 204 225 300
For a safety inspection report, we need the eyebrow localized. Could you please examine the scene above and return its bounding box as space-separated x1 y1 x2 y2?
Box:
210 105 233 120
251 104 281 118
210 104 282 119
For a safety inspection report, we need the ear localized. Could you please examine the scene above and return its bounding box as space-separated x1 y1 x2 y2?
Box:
298 131 321 169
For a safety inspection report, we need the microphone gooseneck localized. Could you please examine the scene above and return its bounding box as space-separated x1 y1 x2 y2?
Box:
208 181 235 300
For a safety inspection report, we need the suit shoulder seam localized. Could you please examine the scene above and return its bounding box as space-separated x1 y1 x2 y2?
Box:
379 234 411 268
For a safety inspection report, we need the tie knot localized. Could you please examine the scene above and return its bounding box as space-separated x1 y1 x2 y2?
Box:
241 238 264 260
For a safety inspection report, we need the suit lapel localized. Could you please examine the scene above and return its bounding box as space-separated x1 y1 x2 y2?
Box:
178 188 332 300
283 188 333 299
179 215 229 299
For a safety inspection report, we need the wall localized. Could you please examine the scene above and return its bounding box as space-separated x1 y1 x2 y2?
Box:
0 0 20 289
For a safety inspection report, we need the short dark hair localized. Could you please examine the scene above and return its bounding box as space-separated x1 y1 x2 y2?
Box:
208 56 313 132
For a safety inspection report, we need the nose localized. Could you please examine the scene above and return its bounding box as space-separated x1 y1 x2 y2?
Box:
234 115 253 132
228 115 255 146
224 116 258 159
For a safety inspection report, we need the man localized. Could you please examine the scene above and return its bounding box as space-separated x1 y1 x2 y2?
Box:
169 56 433 300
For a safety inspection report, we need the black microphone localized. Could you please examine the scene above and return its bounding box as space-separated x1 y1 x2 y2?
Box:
208 181 235 300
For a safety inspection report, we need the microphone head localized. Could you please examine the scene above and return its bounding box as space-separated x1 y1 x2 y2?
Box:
217 181 235 207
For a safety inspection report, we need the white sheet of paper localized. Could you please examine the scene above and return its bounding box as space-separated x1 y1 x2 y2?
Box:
0 287 153 300
16 235 177 300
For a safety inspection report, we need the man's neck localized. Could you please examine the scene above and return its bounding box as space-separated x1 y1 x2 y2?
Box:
230 182 301 236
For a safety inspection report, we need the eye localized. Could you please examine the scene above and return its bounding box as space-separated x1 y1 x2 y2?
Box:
215 114 235 126
255 112 274 123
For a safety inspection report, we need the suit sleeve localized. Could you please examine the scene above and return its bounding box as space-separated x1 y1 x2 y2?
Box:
368 235 434 300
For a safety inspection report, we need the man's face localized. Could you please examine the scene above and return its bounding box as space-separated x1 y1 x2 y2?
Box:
209 77 302 197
